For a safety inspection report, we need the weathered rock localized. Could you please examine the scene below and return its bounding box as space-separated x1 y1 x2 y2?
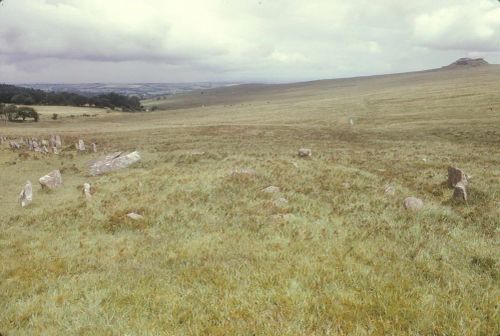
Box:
76 139 86 151
349 117 355 126
19 181 33 207
263 186 280 194
83 183 92 200
41 140 49 146
127 213 144 220
52 147 59 155
32 140 39 151
91 143 97 153
403 197 424 212
453 182 467 202
39 170 63 190
42 145 49 154
384 185 396 196
447 166 468 188
298 148 312 158
88 151 141 176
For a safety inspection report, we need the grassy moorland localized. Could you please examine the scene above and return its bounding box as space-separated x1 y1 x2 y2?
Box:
0 65 499 335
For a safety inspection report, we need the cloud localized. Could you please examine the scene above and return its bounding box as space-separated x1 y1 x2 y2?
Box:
414 0 500 52
0 0 499 83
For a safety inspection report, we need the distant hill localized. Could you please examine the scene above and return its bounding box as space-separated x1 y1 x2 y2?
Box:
145 58 498 111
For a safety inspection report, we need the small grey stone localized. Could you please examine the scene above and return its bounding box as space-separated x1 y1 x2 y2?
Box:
403 197 424 212
298 148 312 158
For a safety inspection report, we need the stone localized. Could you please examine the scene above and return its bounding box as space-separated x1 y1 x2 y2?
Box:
91 143 97 153
127 213 144 220
384 185 396 196
52 147 59 155
55 135 62 148
229 168 257 177
88 151 141 176
447 166 468 188
9 141 21 150
263 186 280 193
298 148 312 158
32 140 39 151
349 117 354 126
41 140 49 146
342 182 351 189
77 139 85 151
191 151 205 156
39 170 63 190
403 197 424 212
273 197 289 207
42 145 49 154
19 181 33 207
83 183 92 200
453 182 467 202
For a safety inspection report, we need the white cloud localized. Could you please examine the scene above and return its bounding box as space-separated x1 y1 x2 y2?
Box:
0 0 499 83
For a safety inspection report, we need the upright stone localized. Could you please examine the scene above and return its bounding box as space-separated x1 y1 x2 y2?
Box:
91 143 97 153
83 183 92 200
19 181 33 207
298 148 312 158
41 140 49 147
447 166 468 188
9 141 20 150
77 139 86 151
42 145 49 154
453 182 467 202
39 170 63 190
55 135 62 148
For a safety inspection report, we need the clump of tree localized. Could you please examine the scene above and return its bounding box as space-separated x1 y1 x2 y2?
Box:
0 103 39 122
0 84 144 112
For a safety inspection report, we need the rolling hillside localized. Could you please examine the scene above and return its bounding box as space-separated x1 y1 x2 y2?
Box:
0 62 499 335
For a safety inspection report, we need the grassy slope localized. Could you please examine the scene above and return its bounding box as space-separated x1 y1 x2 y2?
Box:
0 66 499 335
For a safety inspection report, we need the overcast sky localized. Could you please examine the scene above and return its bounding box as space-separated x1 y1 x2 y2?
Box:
0 0 499 83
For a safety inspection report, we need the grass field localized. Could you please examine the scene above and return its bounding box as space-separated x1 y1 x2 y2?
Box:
0 66 499 335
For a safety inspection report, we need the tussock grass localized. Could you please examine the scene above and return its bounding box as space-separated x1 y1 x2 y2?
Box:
1 67 499 335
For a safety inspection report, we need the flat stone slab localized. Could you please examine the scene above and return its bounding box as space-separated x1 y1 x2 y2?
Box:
88 151 141 176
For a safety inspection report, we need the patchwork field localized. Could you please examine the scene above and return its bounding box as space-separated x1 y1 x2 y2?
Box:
0 66 499 335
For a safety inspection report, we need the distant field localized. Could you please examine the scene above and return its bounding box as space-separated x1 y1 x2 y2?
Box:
33 105 121 118
0 66 499 335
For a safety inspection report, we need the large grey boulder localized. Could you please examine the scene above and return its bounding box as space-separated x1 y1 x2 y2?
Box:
39 170 63 190
403 197 424 212
88 151 141 176
19 181 33 207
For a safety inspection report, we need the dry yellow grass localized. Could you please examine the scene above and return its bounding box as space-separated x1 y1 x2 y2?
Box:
0 66 499 335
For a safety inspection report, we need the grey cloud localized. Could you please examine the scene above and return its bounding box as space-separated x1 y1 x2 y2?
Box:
0 0 499 83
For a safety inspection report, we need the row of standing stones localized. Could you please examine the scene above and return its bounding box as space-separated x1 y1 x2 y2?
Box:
0 133 142 218
9 142 470 219
1 134 98 155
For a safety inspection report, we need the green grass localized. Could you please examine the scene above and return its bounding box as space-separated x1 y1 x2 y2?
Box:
0 66 499 335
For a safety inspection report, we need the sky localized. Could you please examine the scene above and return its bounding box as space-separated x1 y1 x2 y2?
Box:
0 0 499 83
